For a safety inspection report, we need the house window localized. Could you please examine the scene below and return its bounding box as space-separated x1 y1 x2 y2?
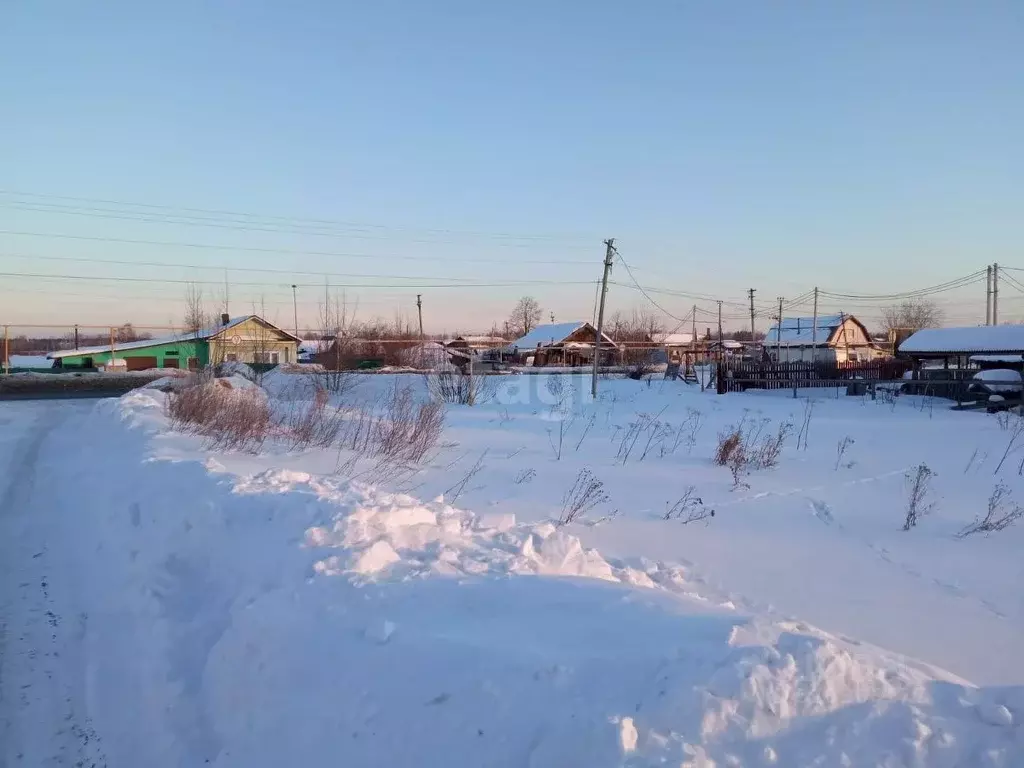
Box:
225 354 238 362
253 352 280 364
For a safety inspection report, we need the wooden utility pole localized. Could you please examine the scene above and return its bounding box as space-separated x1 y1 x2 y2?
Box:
776 297 784 361
591 238 616 398
993 263 999 325
291 284 299 339
3 325 9 374
110 326 116 367
716 301 723 361
747 288 756 352
811 287 819 362
986 265 993 325
224 270 231 317
416 294 425 368
691 304 697 372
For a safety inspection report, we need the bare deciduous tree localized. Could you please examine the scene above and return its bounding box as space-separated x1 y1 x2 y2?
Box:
508 296 543 338
183 283 209 333
881 299 943 337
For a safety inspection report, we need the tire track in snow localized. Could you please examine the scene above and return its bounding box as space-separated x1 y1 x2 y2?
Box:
0 402 107 767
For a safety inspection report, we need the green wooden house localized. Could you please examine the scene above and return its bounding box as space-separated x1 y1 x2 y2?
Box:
48 315 300 371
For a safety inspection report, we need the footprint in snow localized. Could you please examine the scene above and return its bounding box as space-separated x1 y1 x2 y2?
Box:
808 499 834 525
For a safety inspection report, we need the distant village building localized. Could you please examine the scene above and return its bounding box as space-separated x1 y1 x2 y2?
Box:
48 315 299 371
507 322 619 367
764 314 883 363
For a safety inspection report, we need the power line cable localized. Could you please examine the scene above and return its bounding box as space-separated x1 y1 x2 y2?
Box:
0 230 594 265
0 270 598 290
612 251 693 323
0 190 595 244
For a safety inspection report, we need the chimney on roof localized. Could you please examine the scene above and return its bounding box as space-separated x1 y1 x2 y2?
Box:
221 313 230 326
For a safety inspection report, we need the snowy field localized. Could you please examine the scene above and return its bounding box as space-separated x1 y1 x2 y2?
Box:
2 371 1023 767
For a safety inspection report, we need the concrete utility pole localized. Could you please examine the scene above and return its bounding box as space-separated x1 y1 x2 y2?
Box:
291 284 299 339
993 263 999 325
986 265 993 326
591 238 616 399
748 288 756 351
811 287 819 363
776 297 785 361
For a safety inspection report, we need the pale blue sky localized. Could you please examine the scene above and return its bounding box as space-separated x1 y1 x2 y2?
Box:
1 1 1021 332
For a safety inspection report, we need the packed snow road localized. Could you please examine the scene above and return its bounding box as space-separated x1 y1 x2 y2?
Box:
0 401 107 767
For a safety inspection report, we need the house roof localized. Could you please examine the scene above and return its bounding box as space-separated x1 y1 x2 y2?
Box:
900 325 1024 355
651 332 694 345
509 322 616 349
765 315 849 347
49 315 299 359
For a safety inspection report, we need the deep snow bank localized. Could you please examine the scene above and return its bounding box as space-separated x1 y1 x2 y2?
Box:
54 390 1024 767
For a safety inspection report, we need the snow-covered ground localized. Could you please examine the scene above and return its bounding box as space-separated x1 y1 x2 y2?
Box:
2 373 1023 766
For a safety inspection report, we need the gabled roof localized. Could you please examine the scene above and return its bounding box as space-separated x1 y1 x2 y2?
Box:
900 325 1024 355
651 332 694 345
765 314 848 347
49 315 299 359
509 322 616 349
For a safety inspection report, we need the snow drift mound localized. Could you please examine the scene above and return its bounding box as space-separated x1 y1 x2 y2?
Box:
84 393 1022 768
215 469 1024 768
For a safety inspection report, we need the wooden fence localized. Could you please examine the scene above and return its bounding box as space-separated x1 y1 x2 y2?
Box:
716 360 913 394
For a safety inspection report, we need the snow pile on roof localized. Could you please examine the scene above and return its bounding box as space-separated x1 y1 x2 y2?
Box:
765 315 844 347
651 332 694 345
509 321 589 349
901 325 1024 354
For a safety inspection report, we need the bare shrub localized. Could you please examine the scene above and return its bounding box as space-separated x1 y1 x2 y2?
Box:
753 421 793 469
167 378 270 453
995 410 1016 431
681 407 704 454
547 411 575 461
796 400 814 451
994 414 1024 474
337 383 445 465
714 416 792 486
664 486 715 524
956 483 1024 538
902 463 935 530
558 469 609 526
574 411 597 452
375 383 445 462
715 429 742 466
425 370 494 406
513 468 536 485
835 436 855 471
616 407 668 465
282 389 344 450
444 450 488 503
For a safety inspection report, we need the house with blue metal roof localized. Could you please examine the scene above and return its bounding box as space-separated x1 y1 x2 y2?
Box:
764 314 884 363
